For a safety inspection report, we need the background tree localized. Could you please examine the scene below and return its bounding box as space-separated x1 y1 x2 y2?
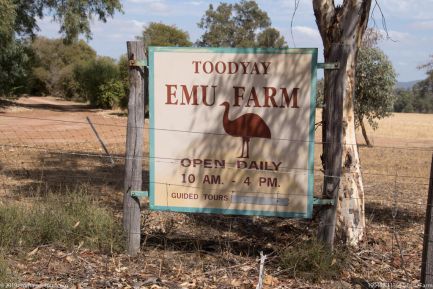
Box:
197 3 233 47
0 0 32 96
0 40 33 96
0 0 15 44
140 22 192 48
394 88 415 113
354 47 396 146
0 0 122 97
118 54 130 109
412 56 433 113
314 0 372 247
256 27 287 48
30 37 97 98
393 83 433 114
412 73 433 113
231 0 270 47
197 0 286 48
9 0 122 42
74 56 121 108
25 37 129 109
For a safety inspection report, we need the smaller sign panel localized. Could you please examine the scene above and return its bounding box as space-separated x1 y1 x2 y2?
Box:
149 47 317 218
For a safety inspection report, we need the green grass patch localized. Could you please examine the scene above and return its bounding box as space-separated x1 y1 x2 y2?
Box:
0 190 124 254
279 239 349 282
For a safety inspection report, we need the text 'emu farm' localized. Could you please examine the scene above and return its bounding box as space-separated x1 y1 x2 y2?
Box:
149 47 317 218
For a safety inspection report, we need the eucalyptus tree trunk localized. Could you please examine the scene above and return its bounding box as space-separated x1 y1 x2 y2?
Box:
314 0 372 246
359 117 372 147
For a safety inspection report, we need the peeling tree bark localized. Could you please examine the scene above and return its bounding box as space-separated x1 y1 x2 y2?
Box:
314 0 372 246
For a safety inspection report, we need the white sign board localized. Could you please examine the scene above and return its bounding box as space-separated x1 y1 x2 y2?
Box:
149 47 317 218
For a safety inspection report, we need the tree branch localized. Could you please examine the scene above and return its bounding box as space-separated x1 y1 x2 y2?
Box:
312 0 335 48
340 0 372 48
313 0 372 53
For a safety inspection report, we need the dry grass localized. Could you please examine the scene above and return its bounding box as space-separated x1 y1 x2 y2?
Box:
279 239 350 282
0 189 124 253
315 109 433 147
361 112 433 145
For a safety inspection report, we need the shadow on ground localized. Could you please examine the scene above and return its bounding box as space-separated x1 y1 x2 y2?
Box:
0 148 149 210
0 97 93 112
365 202 425 228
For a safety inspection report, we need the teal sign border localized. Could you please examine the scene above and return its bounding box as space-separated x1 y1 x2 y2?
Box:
148 46 317 219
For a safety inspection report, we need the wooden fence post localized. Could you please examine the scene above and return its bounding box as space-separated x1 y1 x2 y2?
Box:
421 154 433 286
123 41 146 256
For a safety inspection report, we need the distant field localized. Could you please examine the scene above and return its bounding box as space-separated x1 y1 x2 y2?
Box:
315 109 433 148
356 112 433 147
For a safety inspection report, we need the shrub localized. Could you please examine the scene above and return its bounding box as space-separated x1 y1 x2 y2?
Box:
118 54 130 109
98 80 126 109
0 39 33 96
74 56 119 107
30 37 96 98
279 239 349 282
58 65 81 99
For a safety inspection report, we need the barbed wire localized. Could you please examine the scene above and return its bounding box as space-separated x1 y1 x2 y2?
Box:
1 145 431 184
1 114 432 151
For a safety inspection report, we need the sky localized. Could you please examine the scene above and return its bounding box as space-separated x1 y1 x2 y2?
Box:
37 0 433 82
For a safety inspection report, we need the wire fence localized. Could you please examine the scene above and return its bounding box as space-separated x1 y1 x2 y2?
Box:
0 111 432 286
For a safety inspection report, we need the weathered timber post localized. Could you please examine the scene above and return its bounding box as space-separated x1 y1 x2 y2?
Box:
317 43 350 248
123 41 146 256
421 154 433 285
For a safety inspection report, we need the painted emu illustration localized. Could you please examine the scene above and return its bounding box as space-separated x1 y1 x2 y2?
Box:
220 101 271 158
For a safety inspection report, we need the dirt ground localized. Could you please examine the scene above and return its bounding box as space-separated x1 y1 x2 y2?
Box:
1 96 433 288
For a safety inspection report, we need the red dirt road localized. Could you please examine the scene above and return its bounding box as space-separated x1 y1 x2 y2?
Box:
0 96 129 154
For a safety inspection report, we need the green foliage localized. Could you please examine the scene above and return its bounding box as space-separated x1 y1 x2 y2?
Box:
11 0 122 42
355 47 397 129
0 39 33 96
279 240 349 282
141 22 192 48
25 37 129 109
74 56 120 107
232 0 270 47
30 37 97 98
393 62 433 114
98 80 126 109
197 0 285 48
411 71 433 113
256 27 287 48
394 88 415 113
0 0 16 44
0 0 121 97
28 37 128 109
118 54 130 109
198 2 234 47
0 190 124 253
